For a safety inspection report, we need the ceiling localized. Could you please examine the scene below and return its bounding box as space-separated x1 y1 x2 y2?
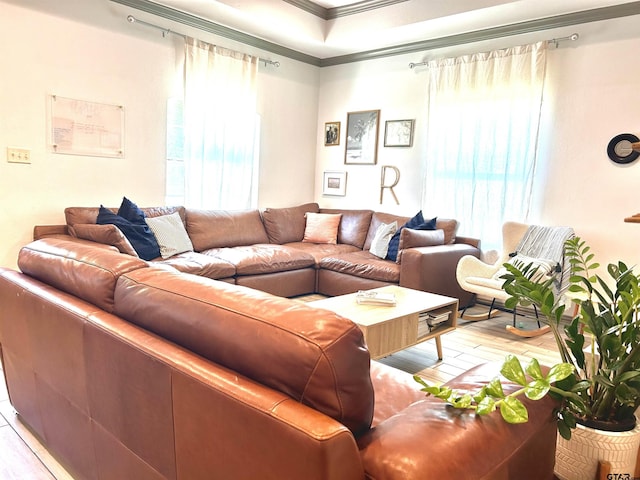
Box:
115 0 640 64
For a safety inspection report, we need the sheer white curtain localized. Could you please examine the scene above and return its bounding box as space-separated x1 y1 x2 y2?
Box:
421 42 547 251
182 37 259 209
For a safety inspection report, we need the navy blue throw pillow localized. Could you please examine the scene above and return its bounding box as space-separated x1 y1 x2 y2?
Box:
385 212 437 261
118 196 147 225
97 203 161 261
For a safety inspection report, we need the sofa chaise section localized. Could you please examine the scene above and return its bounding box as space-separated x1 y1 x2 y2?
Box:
0 237 559 479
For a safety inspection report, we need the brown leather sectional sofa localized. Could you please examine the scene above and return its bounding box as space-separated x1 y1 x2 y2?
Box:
34 202 481 307
0 238 559 479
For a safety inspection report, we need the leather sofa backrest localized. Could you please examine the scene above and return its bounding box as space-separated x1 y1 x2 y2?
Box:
17 238 148 313
65 206 185 229
262 203 320 244
320 209 374 249
435 218 459 245
186 209 269 251
362 213 461 250
114 267 375 434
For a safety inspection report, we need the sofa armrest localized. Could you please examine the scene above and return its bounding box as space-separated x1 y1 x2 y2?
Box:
399 243 480 308
33 224 69 240
358 363 558 480
455 235 481 249
31 230 119 252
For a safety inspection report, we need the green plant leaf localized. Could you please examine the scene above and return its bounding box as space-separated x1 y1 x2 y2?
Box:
546 363 574 383
434 387 454 400
413 375 428 387
571 380 591 393
473 386 488 403
525 358 543 380
501 355 527 386
557 417 572 440
500 396 528 424
476 396 496 415
615 383 638 406
486 377 506 398
525 379 550 400
617 371 640 383
450 393 473 409
504 297 518 310
420 385 443 395
594 375 615 389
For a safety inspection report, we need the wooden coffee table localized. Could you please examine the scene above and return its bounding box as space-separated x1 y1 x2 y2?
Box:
310 285 458 360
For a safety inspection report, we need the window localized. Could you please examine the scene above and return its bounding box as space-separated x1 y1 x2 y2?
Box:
166 37 259 210
166 97 185 206
422 42 547 251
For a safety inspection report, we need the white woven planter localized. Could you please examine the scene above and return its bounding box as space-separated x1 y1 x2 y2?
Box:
555 420 640 480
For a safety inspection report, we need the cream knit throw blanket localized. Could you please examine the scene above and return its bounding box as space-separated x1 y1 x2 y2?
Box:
513 225 575 295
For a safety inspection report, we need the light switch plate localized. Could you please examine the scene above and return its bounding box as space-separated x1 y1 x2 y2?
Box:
7 147 31 164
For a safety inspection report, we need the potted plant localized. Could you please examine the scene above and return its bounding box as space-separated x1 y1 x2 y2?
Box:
414 236 640 479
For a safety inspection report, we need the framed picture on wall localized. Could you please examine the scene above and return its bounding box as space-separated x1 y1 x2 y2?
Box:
384 119 414 147
345 110 380 165
324 121 340 146
322 171 347 196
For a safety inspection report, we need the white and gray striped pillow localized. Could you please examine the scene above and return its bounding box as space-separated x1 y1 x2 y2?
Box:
145 211 194 259
369 221 398 259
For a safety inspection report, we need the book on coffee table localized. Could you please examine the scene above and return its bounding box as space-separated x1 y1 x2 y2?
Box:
355 290 397 306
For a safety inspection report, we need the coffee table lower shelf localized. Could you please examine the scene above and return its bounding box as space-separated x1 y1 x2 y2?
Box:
309 286 458 360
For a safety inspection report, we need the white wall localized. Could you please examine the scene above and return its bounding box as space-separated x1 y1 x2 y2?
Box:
535 23 640 270
3 0 640 273
316 55 428 216
0 0 319 268
315 15 640 270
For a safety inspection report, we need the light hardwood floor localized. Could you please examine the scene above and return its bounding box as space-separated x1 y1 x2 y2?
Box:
0 304 562 479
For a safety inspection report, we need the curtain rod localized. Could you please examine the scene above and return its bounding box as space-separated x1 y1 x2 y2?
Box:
408 33 579 69
126 15 281 67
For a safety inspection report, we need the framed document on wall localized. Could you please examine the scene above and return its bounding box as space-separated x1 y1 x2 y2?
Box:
50 95 124 158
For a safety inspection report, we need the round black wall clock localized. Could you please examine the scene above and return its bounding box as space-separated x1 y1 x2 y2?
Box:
607 133 640 164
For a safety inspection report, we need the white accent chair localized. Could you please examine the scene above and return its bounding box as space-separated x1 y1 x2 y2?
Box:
456 221 572 337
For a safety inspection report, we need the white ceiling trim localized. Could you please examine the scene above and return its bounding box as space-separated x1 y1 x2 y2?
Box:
110 0 640 66
283 0 410 20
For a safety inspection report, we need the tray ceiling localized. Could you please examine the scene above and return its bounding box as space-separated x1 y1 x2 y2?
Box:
124 0 640 62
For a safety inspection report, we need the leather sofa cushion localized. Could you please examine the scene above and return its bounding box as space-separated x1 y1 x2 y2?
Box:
320 250 400 283
152 251 236 279
202 245 315 275
396 228 445 263
261 203 319 244
284 242 360 264
114 268 375 434
320 209 374 249
369 361 426 427
186 209 269 251
17 238 148 313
